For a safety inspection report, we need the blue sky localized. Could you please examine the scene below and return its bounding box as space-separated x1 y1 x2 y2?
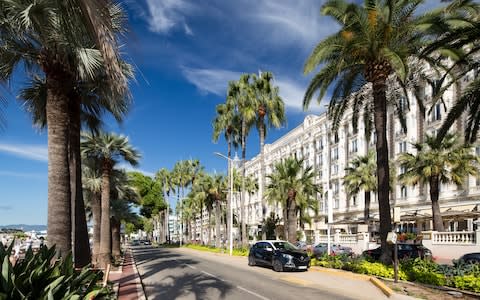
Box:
0 0 442 225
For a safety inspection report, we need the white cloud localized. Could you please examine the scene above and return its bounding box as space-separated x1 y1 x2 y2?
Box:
243 0 336 50
144 0 194 35
181 67 323 112
0 143 48 162
182 67 240 96
0 171 45 179
118 163 155 178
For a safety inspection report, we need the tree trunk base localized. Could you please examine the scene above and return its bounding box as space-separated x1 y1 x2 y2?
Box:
97 253 111 269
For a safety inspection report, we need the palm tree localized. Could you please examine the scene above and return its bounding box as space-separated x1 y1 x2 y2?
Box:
19 65 132 267
229 75 257 247
81 132 140 268
420 1 480 143
0 0 129 258
156 168 175 243
253 71 286 240
265 157 320 243
343 150 377 223
302 0 432 262
398 134 479 231
109 170 139 259
213 98 241 246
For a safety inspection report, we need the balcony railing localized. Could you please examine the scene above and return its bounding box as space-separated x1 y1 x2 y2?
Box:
431 231 476 245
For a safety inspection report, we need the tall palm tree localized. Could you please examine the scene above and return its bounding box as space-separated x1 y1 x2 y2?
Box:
229 75 257 247
303 0 431 262
213 98 241 247
0 0 129 258
398 134 479 231
81 132 140 268
109 169 139 259
19 65 132 267
265 157 320 243
253 71 286 240
343 150 377 223
156 168 174 243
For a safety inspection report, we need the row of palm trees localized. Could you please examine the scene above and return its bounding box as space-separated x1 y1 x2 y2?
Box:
344 134 479 232
168 157 320 247
303 0 480 263
81 132 140 268
212 71 286 246
0 0 132 267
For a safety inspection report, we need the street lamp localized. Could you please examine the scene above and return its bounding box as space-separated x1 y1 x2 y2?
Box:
214 151 239 256
326 189 333 255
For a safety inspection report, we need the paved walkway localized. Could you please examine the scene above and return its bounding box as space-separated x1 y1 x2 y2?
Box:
110 248 145 300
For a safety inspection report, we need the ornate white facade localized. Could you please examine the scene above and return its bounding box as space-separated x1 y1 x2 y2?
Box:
235 77 480 239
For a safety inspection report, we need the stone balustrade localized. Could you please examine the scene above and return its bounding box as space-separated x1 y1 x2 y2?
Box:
426 231 476 245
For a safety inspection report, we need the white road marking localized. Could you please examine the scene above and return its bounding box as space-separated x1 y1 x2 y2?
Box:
185 263 197 270
237 285 271 300
201 271 225 281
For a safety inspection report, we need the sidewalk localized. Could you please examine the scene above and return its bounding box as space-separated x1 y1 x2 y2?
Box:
109 248 146 300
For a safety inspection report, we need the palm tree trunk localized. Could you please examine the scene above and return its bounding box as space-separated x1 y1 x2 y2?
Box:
227 135 232 251
429 176 445 231
364 191 371 224
372 79 393 264
283 206 288 240
215 202 221 248
69 97 91 267
200 203 204 244
287 195 297 244
99 162 112 268
241 118 247 248
91 192 101 266
207 210 212 245
111 217 121 260
46 74 72 258
259 121 267 240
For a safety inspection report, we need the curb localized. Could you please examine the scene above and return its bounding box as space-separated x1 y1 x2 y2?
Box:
369 277 394 297
129 248 147 300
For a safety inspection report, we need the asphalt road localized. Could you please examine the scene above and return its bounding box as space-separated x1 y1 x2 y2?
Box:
132 246 387 300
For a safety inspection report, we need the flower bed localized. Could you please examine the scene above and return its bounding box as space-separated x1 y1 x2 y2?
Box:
311 254 480 293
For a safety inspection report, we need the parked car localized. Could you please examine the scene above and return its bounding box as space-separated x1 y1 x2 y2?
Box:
295 241 311 251
312 243 353 258
248 240 310 272
363 243 432 260
458 253 480 264
130 240 140 246
142 240 152 245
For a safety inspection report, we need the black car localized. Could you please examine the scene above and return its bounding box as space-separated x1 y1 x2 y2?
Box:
363 243 432 260
248 240 310 272
458 252 480 264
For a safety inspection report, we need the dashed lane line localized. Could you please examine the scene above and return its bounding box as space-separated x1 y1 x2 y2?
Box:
236 285 271 300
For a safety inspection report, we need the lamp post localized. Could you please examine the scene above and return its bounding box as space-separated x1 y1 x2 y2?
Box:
214 152 238 256
327 189 333 255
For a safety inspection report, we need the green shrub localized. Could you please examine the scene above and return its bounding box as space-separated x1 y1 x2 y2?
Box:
0 241 112 299
452 275 480 293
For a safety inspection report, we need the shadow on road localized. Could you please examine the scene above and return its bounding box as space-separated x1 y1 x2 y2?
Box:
132 247 235 299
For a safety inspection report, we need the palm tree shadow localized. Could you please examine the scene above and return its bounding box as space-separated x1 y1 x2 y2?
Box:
145 273 233 300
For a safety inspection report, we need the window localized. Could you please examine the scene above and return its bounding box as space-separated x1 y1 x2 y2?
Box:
332 164 338 175
352 196 357 206
399 141 407 153
401 186 407 198
334 198 340 209
399 96 407 112
400 165 407 175
476 146 480 156
333 181 340 195
431 103 442 122
332 147 339 160
351 139 358 153
318 138 324 150
334 133 340 144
